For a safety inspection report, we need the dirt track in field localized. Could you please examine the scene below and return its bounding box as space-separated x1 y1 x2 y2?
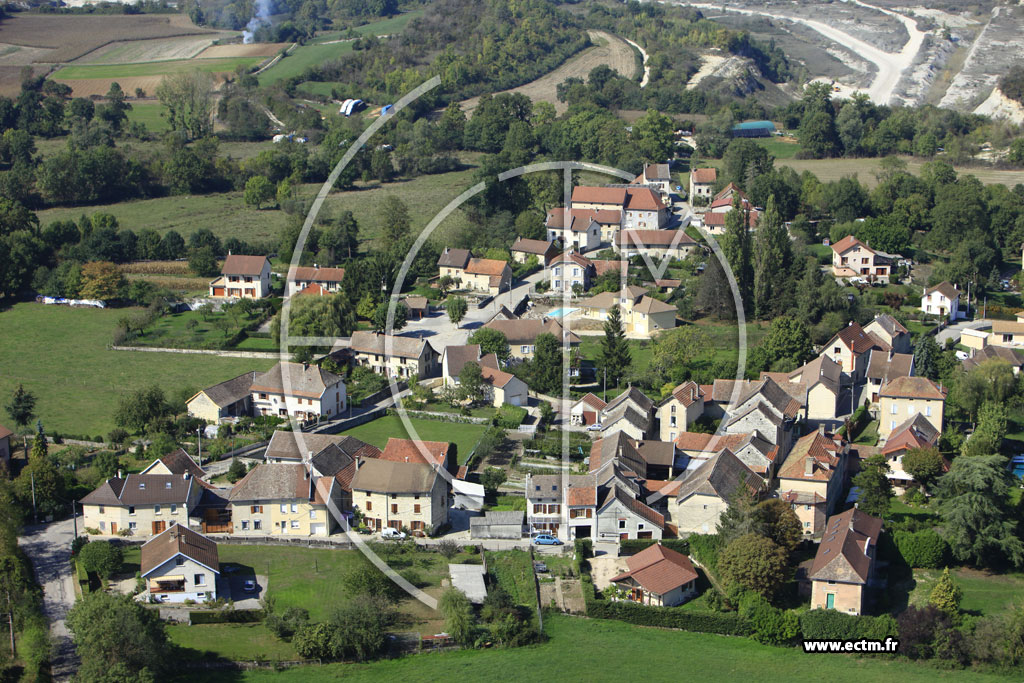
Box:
460 30 640 115
195 43 288 58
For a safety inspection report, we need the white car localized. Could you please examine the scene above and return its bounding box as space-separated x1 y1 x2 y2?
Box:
381 527 407 540
586 423 603 432
849 277 867 286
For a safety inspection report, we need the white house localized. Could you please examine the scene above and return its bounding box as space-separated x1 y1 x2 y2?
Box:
251 361 346 420
545 208 601 253
209 255 272 299
141 523 220 603
921 282 960 322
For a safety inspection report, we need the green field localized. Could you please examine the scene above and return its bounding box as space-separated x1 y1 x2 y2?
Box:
54 56 266 80
775 157 1024 189
131 306 274 351
125 102 171 133
755 137 801 159
260 11 422 85
340 414 488 465
0 302 274 437
908 567 1024 618
197 613 1014 682
168 622 299 661
35 190 289 244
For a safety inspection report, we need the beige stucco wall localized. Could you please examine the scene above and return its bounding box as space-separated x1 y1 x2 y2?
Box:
355 481 447 533
806 383 838 421
83 502 190 537
810 581 864 615
672 494 727 534
187 392 224 423
878 398 943 439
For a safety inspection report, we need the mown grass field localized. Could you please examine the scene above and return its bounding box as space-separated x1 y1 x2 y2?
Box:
340 415 487 465
908 567 1024 618
53 56 266 80
125 102 171 133
168 622 299 661
35 191 289 244
309 11 424 44
754 137 801 159
0 302 274 437
191 613 1015 682
774 157 1024 189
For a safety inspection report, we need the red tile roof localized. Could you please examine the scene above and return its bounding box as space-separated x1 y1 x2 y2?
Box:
296 283 328 296
221 254 269 276
466 258 509 277
616 230 695 247
380 438 450 468
611 543 698 595
830 235 870 255
703 211 759 228
571 186 627 206
624 187 667 211
691 168 717 184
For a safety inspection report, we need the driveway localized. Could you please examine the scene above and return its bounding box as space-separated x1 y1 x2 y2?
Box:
935 318 990 346
18 519 78 680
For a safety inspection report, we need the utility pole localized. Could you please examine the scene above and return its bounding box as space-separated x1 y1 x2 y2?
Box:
71 500 77 539
30 472 36 524
196 427 202 466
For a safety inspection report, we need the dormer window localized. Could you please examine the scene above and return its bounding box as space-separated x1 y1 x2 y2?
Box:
165 482 172 489
139 483 145 490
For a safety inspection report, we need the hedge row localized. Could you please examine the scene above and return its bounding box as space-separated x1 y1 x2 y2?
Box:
189 609 265 624
799 609 898 641
584 598 753 636
619 538 690 556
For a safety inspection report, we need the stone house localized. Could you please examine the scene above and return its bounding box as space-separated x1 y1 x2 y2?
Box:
775 429 849 537
250 362 346 420
348 331 440 379
186 371 258 423
351 458 449 534
808 508 883 615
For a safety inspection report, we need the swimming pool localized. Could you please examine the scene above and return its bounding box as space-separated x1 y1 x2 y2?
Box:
547 307 578 318
1011 457 1024 479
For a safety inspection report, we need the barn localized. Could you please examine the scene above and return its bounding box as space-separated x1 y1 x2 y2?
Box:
731 120 777 138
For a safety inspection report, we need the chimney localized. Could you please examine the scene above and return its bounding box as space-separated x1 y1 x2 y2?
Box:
818 423 825 436
888 349 894 361
117 469 122 479
848 320 853 327
805 457 814 477
183 472 190 480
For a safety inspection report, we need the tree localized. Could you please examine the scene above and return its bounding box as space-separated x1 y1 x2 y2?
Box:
155 70 213 140
66 592 167 680
79 261 125 301
458 362 486 405
718 533 789 600
929 567 963 614
531 332 563 395
953 359 1016 423
371 302 407 334
78 541 124 579
747 316 812 375
439 587 475 646
30 424 47 461
480 467 507 493
631 109 675 163
342 565 402 604
720 195 752 304
936 454 1024 568
696 253 734 319
226 458 247 484
15 457 66 519
756 498 802 553
598 305 631 387
962 401 1008 457
852 454 893 518
188 245 220 277
753 196 791 319
94 451 120 479
648 326 707 387
320 211 360 261
446 295 468 328
292 622 333 659
914 334 941 382
716 488 762 543
468 328 510 364
328 597 394 661
96 82 131 132
271 293 356 344
902 447 945 491
5 384 36 431
114 386 169 434
244 175 274 209
379 195 411 243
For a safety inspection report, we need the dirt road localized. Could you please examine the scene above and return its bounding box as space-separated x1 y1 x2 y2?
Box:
460 30 639 114
679 1 925 105
18 519 78 681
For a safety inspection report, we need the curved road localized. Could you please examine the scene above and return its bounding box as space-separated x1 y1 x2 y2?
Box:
18 519 78 681
677 0 925 105
623 37 650 88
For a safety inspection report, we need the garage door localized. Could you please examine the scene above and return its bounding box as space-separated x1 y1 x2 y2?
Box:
508 393 522 406
310 523 326 536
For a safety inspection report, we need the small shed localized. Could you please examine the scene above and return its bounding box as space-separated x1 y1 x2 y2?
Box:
453 479 485 512
448 564 487 604
731 120 777 138
470 510 524 540
403 296 430 320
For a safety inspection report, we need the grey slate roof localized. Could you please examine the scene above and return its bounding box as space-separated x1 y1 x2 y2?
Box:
349 331 436 360
196 371 258 407
350 458 438 494
251 362 344 398
670 449 761 504
437 248 471 269
228 463 310 502
265 430 380 463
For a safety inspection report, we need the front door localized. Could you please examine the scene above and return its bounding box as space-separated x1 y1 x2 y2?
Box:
110 523 117 535
619 533 629 541
152 521 166 535
826 593 835 609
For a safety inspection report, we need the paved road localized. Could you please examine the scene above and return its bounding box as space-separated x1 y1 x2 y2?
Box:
935 318 990 346
18 519 78 681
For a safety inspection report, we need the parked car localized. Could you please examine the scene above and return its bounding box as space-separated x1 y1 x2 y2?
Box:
381 527 407 540
242 579 257 593
533 561 549 573
586 423 603 432
533 534 563 546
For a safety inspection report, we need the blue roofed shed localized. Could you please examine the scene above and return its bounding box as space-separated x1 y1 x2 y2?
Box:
731 120 777 138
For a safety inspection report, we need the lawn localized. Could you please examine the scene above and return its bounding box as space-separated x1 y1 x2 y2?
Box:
35 191 289 244
852 419 879 446
0 302 274 437
199 613 1014 682
53 56 265 79
310 11 424 43
755 137 801 159
167 623 299 661
125 101 171 132
774 157 1024 189
907 567 1024 618
131 306 275 351
340 415 488 465
258 42 353 85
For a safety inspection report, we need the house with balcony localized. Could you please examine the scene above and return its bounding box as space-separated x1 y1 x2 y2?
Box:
141 524 219 603
251 361 346 420
208 255 272 299
614 229 696 262
545 208 602 253
879 414 941 493
348 331 440 379
830 236 892 283
81 473 203 537
775 429 849 537
878 376 946 440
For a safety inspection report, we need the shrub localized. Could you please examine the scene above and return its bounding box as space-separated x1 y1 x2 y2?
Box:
265 607 309 639
584 599 752 636
894 529 949 568
686 534 723 571
71 535 90 557
739 594 799 645
799 609 898 641
189 609 264 624
436 539 460 560
78 540 124 579
718 534 788 599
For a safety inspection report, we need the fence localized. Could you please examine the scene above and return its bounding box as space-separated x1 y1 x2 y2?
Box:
215 440 269 462
109 345 280 359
